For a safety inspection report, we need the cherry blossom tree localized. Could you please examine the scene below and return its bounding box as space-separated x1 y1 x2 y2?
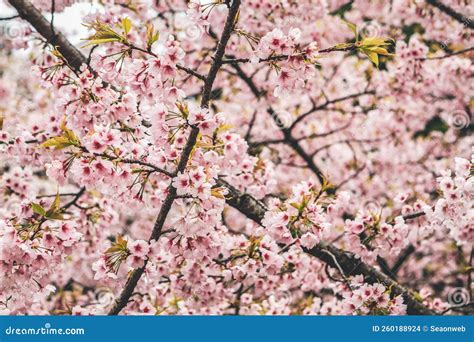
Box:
0 0 472 316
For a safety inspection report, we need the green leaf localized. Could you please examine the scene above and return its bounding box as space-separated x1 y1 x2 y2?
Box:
121 18 132 35
45 212 65 220
116 235 128 248
356 38 394 67
360 37 391 47
364 46 393 56
413 115 449 138
211 188 225 199
64 129 79 145
38 136 73 149
289 202 300 209
31 203 46 216
363 50 379 67
39 121 80 150
413 292 424 302
43 192 65 220
146 23 160 49
343 20 358 41
60 119 80 145
82 38 121 47
50 192 61 213
81 20 126 47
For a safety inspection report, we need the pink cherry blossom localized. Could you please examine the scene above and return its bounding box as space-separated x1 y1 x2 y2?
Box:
0 0 471 317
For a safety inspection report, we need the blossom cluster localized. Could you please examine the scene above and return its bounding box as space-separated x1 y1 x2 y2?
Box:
0 0 472 316
341 276 407 315
424 156 473 246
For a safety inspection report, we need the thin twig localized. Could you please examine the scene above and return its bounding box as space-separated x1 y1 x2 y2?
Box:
417 46 474 60
0 15 20 20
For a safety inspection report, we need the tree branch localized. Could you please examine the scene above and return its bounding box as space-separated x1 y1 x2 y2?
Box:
290 91 375 130
221 183 436 315
10 0 240 315
305 243 435 315
230 63 327 185
108 0 241 315
8 0 86 71
10 0 436 316
220 44 358 65
0 15 20 20
426 0 474 29
417 46 474 60
9 0 205 83
391 244 416 276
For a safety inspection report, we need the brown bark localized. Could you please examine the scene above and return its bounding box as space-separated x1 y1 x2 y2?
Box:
9 0 436 316
8 0 86 71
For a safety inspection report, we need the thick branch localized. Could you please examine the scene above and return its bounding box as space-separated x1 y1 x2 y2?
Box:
426 0 474 29
108 0 241 315
11 0 436 316
201 4 240 108
219 179 268 223
306 243 435 315
222 185 436 315
391 244 416 276
11 0 240 315
8 0 86 71
10 0 205 82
